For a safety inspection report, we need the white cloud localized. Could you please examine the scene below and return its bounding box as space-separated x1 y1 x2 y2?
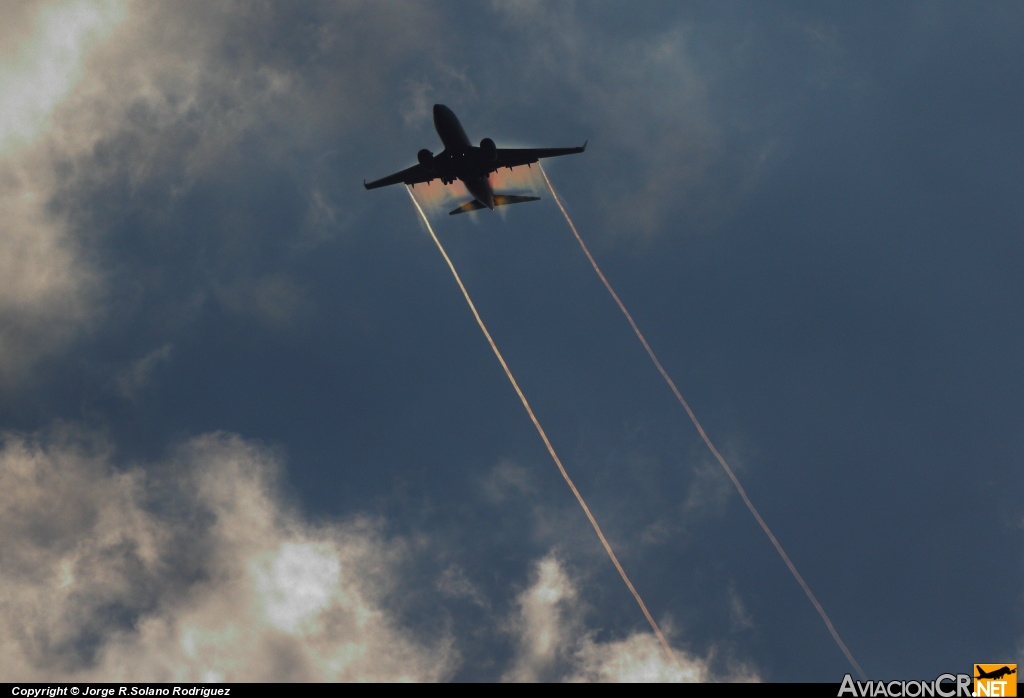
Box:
0 0 126 154
503 554 578 682
0 0 124 386
1 426 760 683
569 632 708 683
0 427 456 681
504 554 758 683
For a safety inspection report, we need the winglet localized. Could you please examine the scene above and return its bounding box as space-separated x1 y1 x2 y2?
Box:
581 140 587 152
363 179 369 190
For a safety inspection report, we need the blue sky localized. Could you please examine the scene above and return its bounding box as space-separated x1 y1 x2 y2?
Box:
1 0 1021 682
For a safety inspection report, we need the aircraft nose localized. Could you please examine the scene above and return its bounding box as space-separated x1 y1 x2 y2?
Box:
433 104 452 125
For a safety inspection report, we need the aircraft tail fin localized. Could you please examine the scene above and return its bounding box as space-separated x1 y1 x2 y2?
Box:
449 195 541 216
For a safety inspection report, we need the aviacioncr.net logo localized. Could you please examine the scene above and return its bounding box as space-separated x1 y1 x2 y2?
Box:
838 674 973 697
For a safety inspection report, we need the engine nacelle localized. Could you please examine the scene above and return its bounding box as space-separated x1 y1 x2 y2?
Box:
417 149 434 172
480 138 497 161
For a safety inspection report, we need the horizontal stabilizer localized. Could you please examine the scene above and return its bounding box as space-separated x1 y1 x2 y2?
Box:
494 195 541 207
450 199 488 215
449 195 542 216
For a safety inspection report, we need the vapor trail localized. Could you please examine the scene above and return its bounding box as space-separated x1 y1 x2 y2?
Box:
539 167 866 680
406 186 679 666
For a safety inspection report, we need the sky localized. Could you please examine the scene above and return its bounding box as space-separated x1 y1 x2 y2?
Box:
1 0 1022 683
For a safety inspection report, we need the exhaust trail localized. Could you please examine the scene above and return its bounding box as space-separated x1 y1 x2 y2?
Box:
406 186 679 666
540 166 866 680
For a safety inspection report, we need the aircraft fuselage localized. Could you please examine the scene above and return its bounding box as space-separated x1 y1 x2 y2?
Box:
431 104 495 210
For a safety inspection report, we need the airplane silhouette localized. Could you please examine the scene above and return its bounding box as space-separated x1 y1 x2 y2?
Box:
364 104 586 215
976 666 1017 681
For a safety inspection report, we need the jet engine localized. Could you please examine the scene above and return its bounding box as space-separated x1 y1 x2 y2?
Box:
417 149 434 172
480 138 497 161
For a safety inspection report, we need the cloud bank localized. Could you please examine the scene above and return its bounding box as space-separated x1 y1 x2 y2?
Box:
0 428 456 681
0 425 759 682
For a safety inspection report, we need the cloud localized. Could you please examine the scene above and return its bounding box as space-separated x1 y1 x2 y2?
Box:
503 554 757 682
0 427 755 682
436 565 488 609
115 343 173 402
213 274 310 330
639 458 736 548
485 4 719 238
0 0 125 154
727 582 754 633
0 0 124 386
400 64 479 129
569 632 709 683
480 459 536 504
502 554 578 682
1 0 444 384
0 158 99 387
0 427 456 681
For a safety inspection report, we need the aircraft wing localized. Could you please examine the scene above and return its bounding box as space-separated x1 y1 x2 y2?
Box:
363 163 434 190
491 142 587 171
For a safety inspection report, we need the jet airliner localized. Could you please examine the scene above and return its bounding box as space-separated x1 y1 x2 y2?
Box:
364 104 586 215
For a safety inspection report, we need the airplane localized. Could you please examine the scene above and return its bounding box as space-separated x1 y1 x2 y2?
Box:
364 104 586 215
975 666 1017 681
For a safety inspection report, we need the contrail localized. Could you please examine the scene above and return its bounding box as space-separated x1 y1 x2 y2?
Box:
406 186 679 666
539 166 866 680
